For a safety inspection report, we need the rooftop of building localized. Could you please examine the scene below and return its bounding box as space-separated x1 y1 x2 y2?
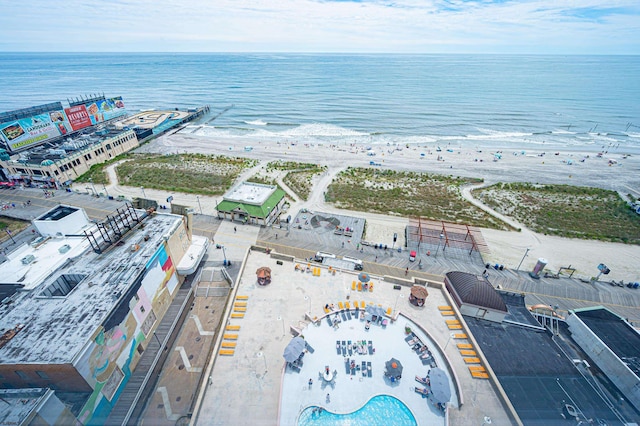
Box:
466 305 624 424
446 271 508 312
0 388 49 425
0 208 184 365
222 181 277 205
573 307 640 377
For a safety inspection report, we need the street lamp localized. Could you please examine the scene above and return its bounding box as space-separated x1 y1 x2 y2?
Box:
444 332 456 350
140 186 146 198
435 233 444 257
5 229 16 244
394 293 404 313
196 195 203 214
89 178 97 196
516 248 530 271
304 295 311 313
102 184 109 198
277 315 285 337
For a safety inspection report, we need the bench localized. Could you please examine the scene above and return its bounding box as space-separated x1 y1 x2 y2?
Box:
457 343 473 349
223 334 238 340
219 349 235 356
231 313 244 319
221 342 236 348
463 357 481 364
226 325 241 331
236 295 249 300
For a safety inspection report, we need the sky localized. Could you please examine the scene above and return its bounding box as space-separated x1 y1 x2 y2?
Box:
0 0 639 54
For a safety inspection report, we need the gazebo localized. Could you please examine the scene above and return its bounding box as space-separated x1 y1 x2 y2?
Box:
256 266 272 286
409 285 428 307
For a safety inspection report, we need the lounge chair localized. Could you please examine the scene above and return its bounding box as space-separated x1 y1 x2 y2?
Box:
468 366 486 372
345 358 351 375
415 375 430 385
346 309 352 320
324 305 331 313
471 371 489 379
226 325 240 331
346 301 351 310
414 387 429 397
234 307 246 312
362 361 367 377
338 302 345 310
367 362 372 377
460 350 477 356
305 341 315 353
368 341 373 355
327 317 333 327
219 349 234 356
447 324 462 330
336 341 341 355
385 307 392 316
457 343 473 349
358 282 362 291
352 281 356 290
348 340 353 356
369 283 374 292
446 319 460 324
221 341 236 348
441 311 455 316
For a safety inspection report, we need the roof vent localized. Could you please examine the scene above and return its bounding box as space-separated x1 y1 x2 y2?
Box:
58 244 71 254
21 254 36 265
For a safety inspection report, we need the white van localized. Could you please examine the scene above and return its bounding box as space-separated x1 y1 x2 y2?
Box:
342 256 364 270
314 251 336 262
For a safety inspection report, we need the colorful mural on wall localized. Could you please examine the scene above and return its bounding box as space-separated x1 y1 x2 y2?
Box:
76 244 178 425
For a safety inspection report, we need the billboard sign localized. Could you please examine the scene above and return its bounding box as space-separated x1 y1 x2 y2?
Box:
0 110 71 151
84 96 126 125
64 105 92 131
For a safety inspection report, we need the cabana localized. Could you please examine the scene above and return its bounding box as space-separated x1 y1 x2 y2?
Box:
409 285 428 307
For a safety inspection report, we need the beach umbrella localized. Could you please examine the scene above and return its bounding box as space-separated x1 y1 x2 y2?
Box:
385 358 403 377
283 337 305 363
358 272 371 283
429 368 451 404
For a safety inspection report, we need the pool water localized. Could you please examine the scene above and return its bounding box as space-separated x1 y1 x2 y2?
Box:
297 395 417 426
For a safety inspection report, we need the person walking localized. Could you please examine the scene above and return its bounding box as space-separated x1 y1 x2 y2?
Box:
308 378 313 389
405 267 409 276
234 226 237 233
326 393 331 403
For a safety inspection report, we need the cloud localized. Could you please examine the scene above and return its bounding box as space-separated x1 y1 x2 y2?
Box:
0 0 638 53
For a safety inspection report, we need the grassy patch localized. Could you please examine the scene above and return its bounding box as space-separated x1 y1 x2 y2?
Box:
474 183 640 244
0 217 30 243
115 153 256 196
325 167 503 228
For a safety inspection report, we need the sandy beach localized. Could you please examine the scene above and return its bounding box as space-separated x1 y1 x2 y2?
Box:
130 131 640 283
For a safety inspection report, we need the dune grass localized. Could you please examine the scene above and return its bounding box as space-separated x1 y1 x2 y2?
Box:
115 153 257 196
473 183 640 244
325 167 504 229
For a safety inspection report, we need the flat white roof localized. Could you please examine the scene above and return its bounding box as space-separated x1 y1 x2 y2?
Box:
223 182 276 206
0 210 184 365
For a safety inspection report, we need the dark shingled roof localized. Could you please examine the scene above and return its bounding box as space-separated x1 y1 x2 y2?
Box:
446 271 507 312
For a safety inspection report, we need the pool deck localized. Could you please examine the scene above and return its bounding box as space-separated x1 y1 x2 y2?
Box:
193 244 515 426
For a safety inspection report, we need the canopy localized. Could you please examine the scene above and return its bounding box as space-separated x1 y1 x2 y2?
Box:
283 337 305 363
410 285 429 300
429 367 451 404
358 272 371 283
385 358 403 377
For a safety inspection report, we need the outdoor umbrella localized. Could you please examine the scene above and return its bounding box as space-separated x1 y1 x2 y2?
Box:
385 358 403 378
283 337 306 363
366 305 386 317
429 367 451 404
358 272 371 283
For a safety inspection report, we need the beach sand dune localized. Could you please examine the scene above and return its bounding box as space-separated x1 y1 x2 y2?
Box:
135 132 640 282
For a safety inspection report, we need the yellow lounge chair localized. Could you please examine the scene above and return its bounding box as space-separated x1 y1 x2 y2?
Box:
468 366 486 372
361 301 366 309
353 301 359 309
231 313 244 319
441 311 455 316
219 349 234 356
234 301 247 307
386 307 392 316
447 324 462 330
471 372 489 379
454 333 468 339
446 319 460 324
369 283 374 292
234 307 246 312
221 341 236 348
226 325 241 331
338 302 344 310
346 301 351 309
460 350 477 356
352 281 356 290
236 295 249 300
358 282 362 291
223 334 238 340
324 306 331 313
438 305 452 311
463 357 481 364
457 343 473 349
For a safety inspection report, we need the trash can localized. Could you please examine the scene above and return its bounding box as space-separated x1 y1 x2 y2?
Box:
530 258 547 279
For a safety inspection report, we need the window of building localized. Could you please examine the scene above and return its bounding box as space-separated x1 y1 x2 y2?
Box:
15 370 28 379
36 371 49 379
140 305 146 313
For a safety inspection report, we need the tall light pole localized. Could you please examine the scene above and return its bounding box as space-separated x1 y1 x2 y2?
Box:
435 233 444 257
102 184 109 198
516 248 530 271
89 178 97 196
444 332 456 350
196 195 203 214
394 293 404 313
140 186 146 198
304 295 311 313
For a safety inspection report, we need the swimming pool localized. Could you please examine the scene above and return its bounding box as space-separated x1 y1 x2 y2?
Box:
297 394 417 426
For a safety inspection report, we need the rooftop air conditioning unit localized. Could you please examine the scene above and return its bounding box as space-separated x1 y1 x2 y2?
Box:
21 255 36 265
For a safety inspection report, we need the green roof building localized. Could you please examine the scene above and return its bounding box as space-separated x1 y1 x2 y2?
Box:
216 182 286 225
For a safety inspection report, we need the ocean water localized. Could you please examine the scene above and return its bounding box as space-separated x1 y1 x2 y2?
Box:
1 53 639 152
